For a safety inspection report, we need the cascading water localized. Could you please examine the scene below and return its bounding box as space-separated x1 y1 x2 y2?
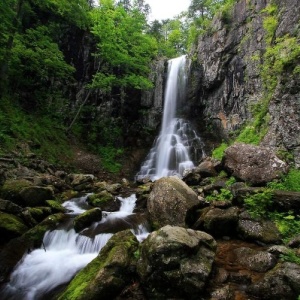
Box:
1 194 149 300
136 55 205 181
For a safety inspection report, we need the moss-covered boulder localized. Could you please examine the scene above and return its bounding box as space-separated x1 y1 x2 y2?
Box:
45 200 66 213
20 186 54 207
0 179 33 205
0 199 23 214
26 207 52 223
73 208 102 232
87 191 117 211
137 225 217 299
58 230 139 300
0 212 29 245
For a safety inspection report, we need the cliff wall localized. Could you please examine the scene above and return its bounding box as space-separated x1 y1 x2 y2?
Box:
188 0 300 166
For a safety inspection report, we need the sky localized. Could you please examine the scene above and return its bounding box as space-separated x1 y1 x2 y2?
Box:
146 0 191 21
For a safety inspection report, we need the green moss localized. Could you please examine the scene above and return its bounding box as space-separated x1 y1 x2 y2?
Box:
0 179 32 204
46 200 66 212
87 191 114 207
23 213 65 243
212 142 228 160
58 230 138 300
0 212 29 238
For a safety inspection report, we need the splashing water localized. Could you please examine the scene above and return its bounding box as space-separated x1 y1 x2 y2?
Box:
2 194 149 300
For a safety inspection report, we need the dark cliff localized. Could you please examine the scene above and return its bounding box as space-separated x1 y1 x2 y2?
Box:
187 0 300 166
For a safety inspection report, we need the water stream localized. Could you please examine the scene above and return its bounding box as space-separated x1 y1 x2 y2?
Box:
136 55 205 181
1 194 149 300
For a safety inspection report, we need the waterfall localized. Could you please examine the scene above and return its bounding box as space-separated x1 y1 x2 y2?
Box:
136 55 205 181
1 194 149 300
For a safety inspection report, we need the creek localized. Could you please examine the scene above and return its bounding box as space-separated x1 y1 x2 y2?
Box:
1 194 149 299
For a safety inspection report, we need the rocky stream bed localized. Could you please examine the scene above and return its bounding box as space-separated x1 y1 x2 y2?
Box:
0 143 300 300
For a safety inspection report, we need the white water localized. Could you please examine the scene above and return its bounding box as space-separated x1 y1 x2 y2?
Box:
2 194 149 300
136 55 205 181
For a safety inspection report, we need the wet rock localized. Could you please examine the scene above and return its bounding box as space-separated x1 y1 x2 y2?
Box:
106 183 122 194
69 174 95 191
73 208 102 232
0 212 29 245
195 206 240 237
137 225 216 299
147 176 200 229
59 230 139 300
26 207 52 223
234 247 277 272
20 186 54 207
87 191 117 211
247 262 300 299
223 143 288 185
45 200 66 213
237 218 282 244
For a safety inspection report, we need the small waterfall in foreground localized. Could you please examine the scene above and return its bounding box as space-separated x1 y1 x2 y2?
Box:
1 194 149 300
136 55 205 181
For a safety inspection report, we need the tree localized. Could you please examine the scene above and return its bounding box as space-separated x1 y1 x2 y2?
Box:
90 0 157 91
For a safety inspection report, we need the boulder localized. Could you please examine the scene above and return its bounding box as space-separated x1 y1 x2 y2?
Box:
69 174 95 191
20 186 54 207
196 158 218 178
58 230 139 300
223 143 288 185
0 199 23 214
137 225 217 299
272 190 300 212
73 208 102 232
195 206 240 237
87 191 117 211
0 212 29 245
247 262 300 299
237 217 281 244
234 247 277 272
147 176 200 229
0 179 33 205
26 207 52 223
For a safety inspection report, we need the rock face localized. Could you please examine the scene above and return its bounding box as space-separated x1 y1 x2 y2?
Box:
188 0 300 164
147 176 200 228
223 143 288 185
137 225 217 299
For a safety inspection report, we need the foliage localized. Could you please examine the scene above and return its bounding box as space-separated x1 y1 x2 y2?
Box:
244 189 273 219
212 142 228 160
90 1 157 91
280 250 300 265
0 97 72 164
206 188 233 201
98 146 124 173
267 169 300 192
